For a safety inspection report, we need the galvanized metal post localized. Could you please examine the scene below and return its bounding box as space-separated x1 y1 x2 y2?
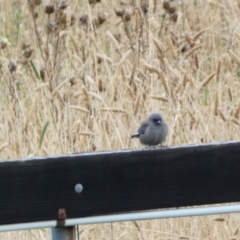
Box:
50 226 77 240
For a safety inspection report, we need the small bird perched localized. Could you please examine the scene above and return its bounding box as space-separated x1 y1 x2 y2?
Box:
131 112 169 146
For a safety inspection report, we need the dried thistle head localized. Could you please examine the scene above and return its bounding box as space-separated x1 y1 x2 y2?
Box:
34 12 39 19
141 2 149 14
59 12 67 25
46 21 57 33
181 44 188 53
40 67 46 81
57 0 68 9
28 0 42 6
79 14 88 24
22 43 31 50
97 11 108 25
123 8 132 22
22 48 33 59
33 0 42 6
97 56 102 64
0 38 9 49
115 6 125 17
45 4 54 14
8 60 17 73
167 5 176 14
163 0 177 15
170 12 178 22
69 77 77 86
163 0 170 11
98 78 106 92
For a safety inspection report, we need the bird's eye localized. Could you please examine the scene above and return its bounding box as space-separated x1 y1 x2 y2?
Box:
154 119 162 125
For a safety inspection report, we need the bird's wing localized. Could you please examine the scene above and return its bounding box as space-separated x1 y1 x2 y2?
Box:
137 121 149 134
131 121 149 138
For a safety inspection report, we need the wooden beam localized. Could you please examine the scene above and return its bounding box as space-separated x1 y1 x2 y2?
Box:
0 141 240 225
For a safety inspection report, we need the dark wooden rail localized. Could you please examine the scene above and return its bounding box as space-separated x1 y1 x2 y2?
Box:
0 141 240 225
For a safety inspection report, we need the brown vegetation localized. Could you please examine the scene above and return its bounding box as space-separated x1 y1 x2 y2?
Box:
0 0 240 239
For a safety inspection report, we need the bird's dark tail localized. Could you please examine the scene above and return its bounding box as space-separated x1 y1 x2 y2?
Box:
130 133 140 138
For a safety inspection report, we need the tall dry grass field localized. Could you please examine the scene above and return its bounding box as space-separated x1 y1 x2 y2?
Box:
0 0 240 239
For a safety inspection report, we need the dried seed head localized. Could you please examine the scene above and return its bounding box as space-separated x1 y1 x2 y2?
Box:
115 6 125 17
34 12 39 18
170 12 178 22
57 0 68 9
79 14 88 24
46 22 57 33
123 9 132 22
167 5 176 14
8 60 17 73
45 4 54 14
33 0 42 6
40 67 45 81
69 77 77 86
0 38 8 49
98 78 105 91
88 0 96 4
163 0 170 10
97 56 102 64
23 48 33 58
22 43 31 50
60 12 67 24
181 44 188 53
141 2 149 14
97 11 108 25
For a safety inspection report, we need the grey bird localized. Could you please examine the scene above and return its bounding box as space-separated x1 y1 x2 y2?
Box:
131 112 168 146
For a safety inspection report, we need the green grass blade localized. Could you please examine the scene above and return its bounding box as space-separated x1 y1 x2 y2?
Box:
237 68 240 78
204 86 209 104
30 60 40 79
39 121 49 149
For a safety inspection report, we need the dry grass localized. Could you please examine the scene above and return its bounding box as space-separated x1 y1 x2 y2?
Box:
0 0 240 239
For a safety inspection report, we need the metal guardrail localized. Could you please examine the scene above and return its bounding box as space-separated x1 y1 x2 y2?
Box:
0 141 240 239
